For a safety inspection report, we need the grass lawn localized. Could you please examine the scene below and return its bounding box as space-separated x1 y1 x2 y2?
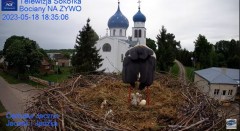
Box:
0 67 71 87
0 71 22 84
0 71 43 88
170 62 180 76
185 66 195 82
0 101 20 131
40 66 71 83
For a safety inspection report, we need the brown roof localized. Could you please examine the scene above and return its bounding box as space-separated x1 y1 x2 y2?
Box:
41 58 50 66
54 54 69 60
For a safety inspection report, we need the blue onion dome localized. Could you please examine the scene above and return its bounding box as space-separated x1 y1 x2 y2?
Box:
133 8 146 22
108 2 129 29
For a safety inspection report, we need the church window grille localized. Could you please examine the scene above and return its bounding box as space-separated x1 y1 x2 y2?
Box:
102 43 111 52
121 54 124 62
139 29 142 37
113 29 116 36
120 29 122 36
134 29 138 37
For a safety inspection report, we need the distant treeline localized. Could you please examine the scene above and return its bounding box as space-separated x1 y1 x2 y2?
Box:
176 36 240 69
44 49 75 54
146 27 239 70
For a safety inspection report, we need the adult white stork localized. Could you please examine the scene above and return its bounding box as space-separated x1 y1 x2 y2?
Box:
122 45 156 105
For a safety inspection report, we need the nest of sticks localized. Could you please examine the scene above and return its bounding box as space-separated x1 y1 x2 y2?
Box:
25 73 231 131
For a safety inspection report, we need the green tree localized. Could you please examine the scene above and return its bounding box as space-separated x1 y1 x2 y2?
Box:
71 19 103 73
63 52 71 59
215 40 229 66
0 50 3 59
209 44 218 67
215 39 240 68
146 38 156 52
216 53 226 67
194 34 212 69
3 36 44 76
156 26 181 71
3 36 25 56
176 49 193 67
227 55 240 68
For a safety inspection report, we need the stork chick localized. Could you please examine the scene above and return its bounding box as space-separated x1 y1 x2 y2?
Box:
135 92 142 104
131 93 138 106
101 99 107 109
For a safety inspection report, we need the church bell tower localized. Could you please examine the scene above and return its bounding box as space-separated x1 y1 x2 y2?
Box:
132 0 146 45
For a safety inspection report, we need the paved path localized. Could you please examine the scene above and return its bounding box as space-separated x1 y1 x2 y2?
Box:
174 60 186 84
0 77 41 114
0 76 41 130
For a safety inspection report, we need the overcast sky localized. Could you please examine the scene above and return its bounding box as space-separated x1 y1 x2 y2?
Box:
0 0 239 51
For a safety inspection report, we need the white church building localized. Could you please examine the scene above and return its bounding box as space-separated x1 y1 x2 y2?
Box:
96 1 147 72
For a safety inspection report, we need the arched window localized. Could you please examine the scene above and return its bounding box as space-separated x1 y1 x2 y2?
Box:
121 54 124 62
144 30 146 38
113 29 116 36
134 29 138 38
102 43 111 52
139 29 142 37
120 29 122 36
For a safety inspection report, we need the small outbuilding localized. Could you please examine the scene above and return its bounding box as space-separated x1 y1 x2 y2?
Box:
194 67 239 101
47 53 71 67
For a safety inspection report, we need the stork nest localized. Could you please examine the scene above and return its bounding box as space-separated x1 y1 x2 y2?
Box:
24 73 230 131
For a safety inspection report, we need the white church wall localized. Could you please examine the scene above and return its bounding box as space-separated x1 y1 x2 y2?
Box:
110 28 127 39
132 27 146 45
94 1 147 73
134 22 145 27
116 40 130 72
96 37 120 72
96 37 130 73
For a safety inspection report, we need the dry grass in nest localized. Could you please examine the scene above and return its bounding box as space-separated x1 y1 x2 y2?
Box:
77 79 185 130
25 73 225 131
